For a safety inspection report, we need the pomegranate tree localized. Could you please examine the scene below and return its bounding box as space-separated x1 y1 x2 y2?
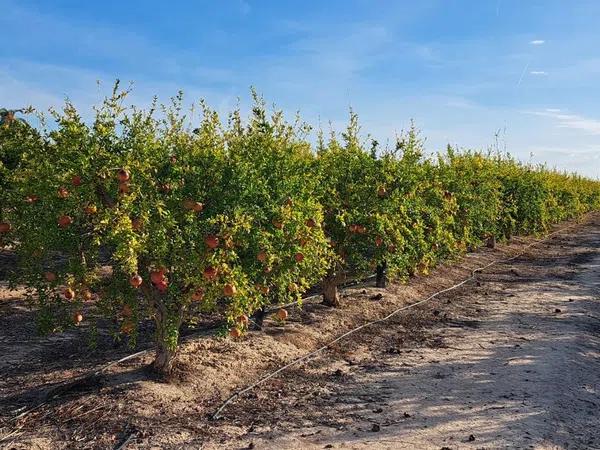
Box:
1 88 330 377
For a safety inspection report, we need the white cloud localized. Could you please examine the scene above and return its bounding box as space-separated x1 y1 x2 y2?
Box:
525 109 600 135
530 71 547 75
530 40 545 45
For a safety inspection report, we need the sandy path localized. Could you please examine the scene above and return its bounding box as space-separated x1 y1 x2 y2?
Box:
210 224 600 449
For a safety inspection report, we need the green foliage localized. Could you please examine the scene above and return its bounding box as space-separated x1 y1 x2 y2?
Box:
0 107 37 221
1 86 599 375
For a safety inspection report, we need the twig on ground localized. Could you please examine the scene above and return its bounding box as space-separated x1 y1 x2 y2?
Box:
0 427 24 444
63 404 107 423
441 346 471 351
114 432 137 450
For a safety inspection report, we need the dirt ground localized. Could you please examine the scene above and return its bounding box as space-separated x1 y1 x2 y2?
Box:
1 214 599 449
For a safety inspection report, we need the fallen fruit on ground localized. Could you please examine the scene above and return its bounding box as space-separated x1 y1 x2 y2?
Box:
276 308 289 321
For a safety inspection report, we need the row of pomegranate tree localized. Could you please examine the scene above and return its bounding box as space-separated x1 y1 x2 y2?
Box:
1 88 599 377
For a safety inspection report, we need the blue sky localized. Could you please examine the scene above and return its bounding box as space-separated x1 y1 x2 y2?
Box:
1 0 599 177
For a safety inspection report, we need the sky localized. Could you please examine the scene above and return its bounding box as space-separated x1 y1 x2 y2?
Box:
1 0 599 177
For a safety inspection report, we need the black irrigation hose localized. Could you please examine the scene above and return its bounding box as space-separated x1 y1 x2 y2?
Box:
211 220 580 420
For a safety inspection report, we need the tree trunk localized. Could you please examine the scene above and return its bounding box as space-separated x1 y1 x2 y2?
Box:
137 262 181 380
250 307 266 330
322 273 341 307
150 301 181 380
375 261 387 288
153 340 176 378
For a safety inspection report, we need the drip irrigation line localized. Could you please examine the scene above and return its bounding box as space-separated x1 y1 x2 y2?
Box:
211 220 579 420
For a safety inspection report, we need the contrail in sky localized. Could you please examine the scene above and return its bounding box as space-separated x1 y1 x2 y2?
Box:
517 61 530 87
